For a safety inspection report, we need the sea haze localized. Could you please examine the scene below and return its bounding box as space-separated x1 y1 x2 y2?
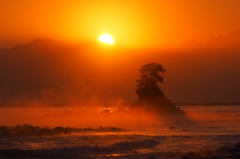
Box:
0 105 240 158
0 30 240 106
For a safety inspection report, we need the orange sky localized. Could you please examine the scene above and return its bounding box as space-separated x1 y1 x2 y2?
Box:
1 0 240 48
0 0 240 105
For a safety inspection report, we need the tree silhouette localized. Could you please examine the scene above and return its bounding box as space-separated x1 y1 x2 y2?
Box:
136 63 180 113
136 63 165 101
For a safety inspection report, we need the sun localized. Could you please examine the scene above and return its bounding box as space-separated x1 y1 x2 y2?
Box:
98 34 114 44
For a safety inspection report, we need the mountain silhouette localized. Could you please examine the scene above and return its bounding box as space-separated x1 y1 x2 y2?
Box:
0 38 87 105
0 29 240 105
206 29 240 48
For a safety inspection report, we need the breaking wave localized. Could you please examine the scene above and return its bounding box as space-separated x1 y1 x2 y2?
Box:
0 139 160 158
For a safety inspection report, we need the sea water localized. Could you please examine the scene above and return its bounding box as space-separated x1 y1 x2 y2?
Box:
0 105 240 158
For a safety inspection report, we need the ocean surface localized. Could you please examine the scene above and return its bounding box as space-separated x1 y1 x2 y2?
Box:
0 105 240 158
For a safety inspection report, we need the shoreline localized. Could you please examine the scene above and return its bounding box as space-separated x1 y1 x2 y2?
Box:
0 140 239 159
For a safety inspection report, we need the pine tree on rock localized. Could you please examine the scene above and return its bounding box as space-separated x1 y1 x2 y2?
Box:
136 63 180 113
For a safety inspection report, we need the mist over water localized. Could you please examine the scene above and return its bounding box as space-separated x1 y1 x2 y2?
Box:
0 105 239 132
0 106 162 128
0 38 240 158
1 1 240 158
0 105 240 159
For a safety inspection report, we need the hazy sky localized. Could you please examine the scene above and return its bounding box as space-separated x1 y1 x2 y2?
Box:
1 0 240 48
0 0 240 105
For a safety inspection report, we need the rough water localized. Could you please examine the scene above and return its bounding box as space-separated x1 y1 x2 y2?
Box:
0 105 240 159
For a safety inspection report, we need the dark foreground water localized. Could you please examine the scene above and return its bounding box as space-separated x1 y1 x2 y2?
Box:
0 105 240 159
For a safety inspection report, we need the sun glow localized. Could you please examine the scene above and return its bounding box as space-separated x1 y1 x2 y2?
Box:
98 34 114 44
